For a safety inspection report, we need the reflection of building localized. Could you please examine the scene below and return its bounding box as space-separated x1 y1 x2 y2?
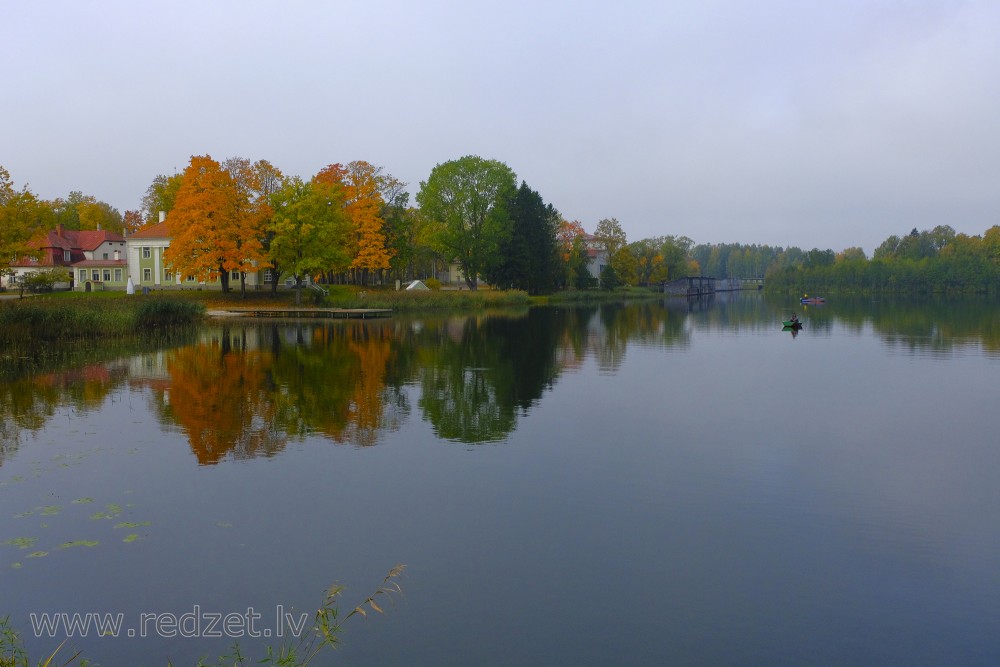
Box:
4 224 128 291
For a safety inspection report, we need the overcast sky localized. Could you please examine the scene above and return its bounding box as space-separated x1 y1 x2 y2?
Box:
4 0 999 254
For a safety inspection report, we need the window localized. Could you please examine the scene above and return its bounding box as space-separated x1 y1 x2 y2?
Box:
102 253 108 260
186 275 196 282
114 269 122 282
103 269 111 281
143 268 152 282
231 270 240 281
263 269 273 282
142 247 151 259
80 269 87 282
64 250 71 262
164 270 173 282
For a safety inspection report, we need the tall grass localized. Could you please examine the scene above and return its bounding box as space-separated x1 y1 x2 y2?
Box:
0 296 204 344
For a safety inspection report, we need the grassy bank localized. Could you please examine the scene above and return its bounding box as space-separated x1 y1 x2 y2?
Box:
0 294 204 343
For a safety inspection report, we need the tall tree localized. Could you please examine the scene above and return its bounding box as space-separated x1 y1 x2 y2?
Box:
594 217 630 279
165 155 244 291
268 176 350 305
345 161 393 284
416 156 517 290
223 157 278 296
486 182 561 294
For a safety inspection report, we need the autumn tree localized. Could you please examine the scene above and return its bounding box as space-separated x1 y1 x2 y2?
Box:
268 175 350 304
555 219 587 288
345 161 394 284
122 210 144 235
223 157 281 296
165 155 252 292
0 167 44 284
47 191 123 234
416 156 517 290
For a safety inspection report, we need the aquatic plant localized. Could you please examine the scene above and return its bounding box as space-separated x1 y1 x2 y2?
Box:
0 565 404 666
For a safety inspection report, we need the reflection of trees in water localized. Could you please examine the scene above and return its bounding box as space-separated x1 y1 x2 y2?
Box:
801 295 1000 356
147 322 412 462
0 363 129 467
17 297 995 460
417 309 563 443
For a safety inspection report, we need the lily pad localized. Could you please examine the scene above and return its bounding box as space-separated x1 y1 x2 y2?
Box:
26 551 48 558
115 521 151 529
122 534 140 543
58 540 99 549
2 537 38 549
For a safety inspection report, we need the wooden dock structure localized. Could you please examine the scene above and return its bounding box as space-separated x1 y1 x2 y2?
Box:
662 277 763 297
207 308 392 319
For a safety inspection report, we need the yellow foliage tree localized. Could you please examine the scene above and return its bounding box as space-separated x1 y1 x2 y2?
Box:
0 167 45 281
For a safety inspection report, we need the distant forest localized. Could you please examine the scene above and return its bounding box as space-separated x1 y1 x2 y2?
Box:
696 225 1000 294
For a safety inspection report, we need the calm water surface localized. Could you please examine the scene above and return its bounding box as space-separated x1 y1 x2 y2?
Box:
2 293 1000 665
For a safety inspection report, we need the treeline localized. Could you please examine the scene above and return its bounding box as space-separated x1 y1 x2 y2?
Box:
8 161 1000 296
765 226 1000 294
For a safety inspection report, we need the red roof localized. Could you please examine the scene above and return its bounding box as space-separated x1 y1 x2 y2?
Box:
73 259 128 267
130 221 170 239
74 229 124 251
37 227 125 251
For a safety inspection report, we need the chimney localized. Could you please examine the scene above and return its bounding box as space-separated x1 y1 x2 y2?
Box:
57 223 64 238
159 211 166 223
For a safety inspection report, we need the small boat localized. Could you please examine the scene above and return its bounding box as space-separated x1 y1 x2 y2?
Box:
800 296 826 304
782 320 802 328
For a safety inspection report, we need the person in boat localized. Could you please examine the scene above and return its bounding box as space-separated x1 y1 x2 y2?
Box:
790 313 799 324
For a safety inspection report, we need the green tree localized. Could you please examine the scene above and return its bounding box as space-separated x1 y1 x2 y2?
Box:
416 155 517 290
569 237 596 290
141 173 184 223
594 217 630 280
268 176 351 305
486 182 561 294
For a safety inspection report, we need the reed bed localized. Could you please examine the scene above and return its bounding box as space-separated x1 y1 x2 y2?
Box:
0 296 205 343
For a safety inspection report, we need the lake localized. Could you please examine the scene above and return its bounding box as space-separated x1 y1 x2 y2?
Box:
2 292 1000 665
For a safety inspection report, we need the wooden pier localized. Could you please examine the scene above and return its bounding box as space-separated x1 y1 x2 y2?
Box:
662 276 763 297
207 308 392 319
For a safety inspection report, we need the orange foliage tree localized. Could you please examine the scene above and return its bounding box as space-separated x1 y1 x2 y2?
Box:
165 155 265 292
346 161 394 284
224 157 283 295
313 161 396 285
